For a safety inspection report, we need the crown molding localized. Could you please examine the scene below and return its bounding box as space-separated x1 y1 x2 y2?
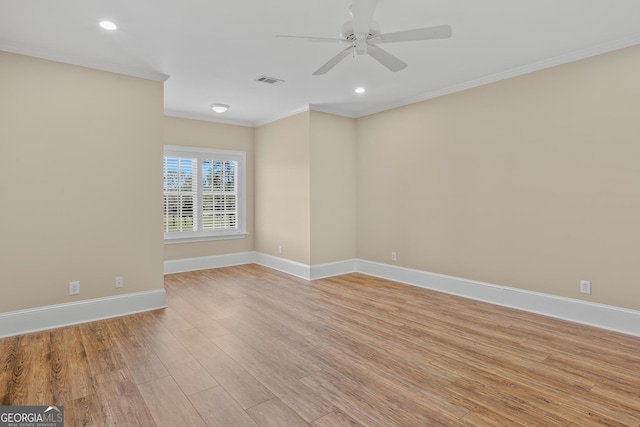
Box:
354 34 640 118
253 105 311 128
167 105 313 128
309 104 357 119
164 110 254 128
0 41 170 82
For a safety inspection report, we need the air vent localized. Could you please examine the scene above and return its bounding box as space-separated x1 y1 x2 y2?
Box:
255 75 285 86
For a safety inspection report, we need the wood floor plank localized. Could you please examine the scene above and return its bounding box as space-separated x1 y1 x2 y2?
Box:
300 371 392 427
246 397 309 427
165 359 218 396
477 370 618 425
301 368 455 427
104 316 169 385
174 328 275 409
140 319 197 369
62 327 93 401
92 368 157 426
0 336 18 405
306 343 468 422
213 316 319 379
216 306 318 357
79 321 126 377
308 318 460 386
68 394 105 427
241 290 321 338
49 328 78 403
310 409 364 427
189 386 259 427
152 307 194 333
191 316 232 340
459 405 527 427
12 332 53 405
138 375 206 426
172 328 223 361
163 287 213 325
211 332 334 422
446 378 562 426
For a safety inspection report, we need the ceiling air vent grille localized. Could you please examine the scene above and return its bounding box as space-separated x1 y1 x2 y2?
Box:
255 75 285 86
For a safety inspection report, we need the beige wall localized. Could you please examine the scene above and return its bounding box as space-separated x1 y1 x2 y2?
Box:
310 111 357 265
356 45 640 310
253 110 357 266
162 116 255 260
0 51 164 312
254 112 311 264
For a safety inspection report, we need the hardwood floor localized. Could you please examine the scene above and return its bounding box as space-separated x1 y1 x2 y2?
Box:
2 264 640 425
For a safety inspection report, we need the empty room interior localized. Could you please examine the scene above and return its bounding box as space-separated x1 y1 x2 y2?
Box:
1 0 640 425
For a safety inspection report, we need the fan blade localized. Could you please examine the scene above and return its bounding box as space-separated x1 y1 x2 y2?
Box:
276 35 346 44
366 44 407 72
312 47 353 75
352 0 378 40
369 25 452 44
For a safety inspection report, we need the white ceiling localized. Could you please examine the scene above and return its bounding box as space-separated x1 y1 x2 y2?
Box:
1 0 639 127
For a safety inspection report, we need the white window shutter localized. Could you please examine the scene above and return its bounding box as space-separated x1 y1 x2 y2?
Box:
163 146 246 242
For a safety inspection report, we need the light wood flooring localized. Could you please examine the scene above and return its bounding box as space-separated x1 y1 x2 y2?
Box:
2 264 640 425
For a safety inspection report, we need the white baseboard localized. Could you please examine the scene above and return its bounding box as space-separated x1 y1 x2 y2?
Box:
0 289 167 338
162 253 640 337
254 252 312 280
355 260 640 338
311 259 357 279
164 251 257 274
164 252 357 280
254 254 358 280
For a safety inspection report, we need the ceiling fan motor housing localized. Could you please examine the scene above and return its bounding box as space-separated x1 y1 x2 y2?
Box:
341 20 380 54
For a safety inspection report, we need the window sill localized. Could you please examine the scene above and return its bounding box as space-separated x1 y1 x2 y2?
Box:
164 233 248 245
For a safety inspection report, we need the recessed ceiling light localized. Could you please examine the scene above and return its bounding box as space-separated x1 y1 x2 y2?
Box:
99 21 117 31
355 87 366 94
211 104 230 113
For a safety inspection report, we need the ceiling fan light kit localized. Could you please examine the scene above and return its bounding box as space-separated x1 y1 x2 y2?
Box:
277 0 452 75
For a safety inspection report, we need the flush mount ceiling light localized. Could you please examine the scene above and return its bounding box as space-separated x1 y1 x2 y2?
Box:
99 21 117 30
355 87 366 94
211 104 230 113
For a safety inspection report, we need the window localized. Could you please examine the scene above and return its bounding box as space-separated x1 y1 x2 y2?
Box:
163 145 246 243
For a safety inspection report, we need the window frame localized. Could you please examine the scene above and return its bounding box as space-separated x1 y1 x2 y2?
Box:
163 145 247 244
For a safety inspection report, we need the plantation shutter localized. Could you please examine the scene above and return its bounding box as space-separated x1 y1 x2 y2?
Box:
163 154 198 233
163 146 245 242
201 158 239 231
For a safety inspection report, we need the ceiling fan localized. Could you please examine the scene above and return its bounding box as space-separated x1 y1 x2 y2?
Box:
277 0 452 75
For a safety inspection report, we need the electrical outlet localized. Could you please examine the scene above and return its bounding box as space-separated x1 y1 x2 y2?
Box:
391 252 397 262
580 280 591 295
115 276 124 289
278 245 283 254
69 281 80 295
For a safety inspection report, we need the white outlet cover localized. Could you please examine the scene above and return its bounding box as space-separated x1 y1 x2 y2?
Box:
580 280 591 294
69 281 80 295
